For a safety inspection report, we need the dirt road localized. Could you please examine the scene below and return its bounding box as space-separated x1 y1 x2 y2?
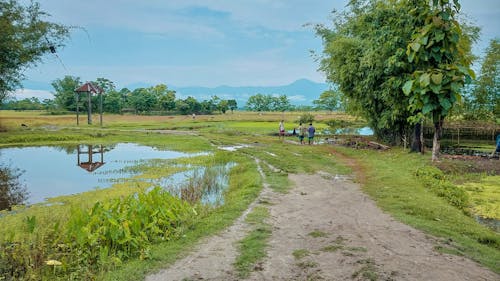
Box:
146 172 498 281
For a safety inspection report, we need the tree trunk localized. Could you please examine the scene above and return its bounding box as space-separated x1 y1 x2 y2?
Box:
431 118 443 162
410 123 422 153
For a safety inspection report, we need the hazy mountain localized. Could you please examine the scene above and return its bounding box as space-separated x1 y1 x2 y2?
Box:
171 79 329 106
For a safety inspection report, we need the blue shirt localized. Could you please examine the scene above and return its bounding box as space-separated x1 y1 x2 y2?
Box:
308 126 315 137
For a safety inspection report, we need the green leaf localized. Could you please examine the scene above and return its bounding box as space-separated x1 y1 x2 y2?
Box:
420 36 429 46
402 80 413 95
410 42 421 52
431 73 443 85
439 97 452 110
408 51 415 63
429 83 441 94
419 73 431 87
422 104 434 114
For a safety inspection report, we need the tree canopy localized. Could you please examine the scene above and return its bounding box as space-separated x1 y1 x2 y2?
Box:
315 0 420 144
402 0 474 161
0 0 70 105
316 0 476 148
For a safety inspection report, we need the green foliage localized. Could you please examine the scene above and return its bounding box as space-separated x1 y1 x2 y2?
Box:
0 0 70 104
415 166 470 211
52 76 82 111
313 89 342 111
0 163 28 210
403 0 475 159
464 39 500 120
298 113 315 124
461 176 500 220
316 0 422 144
246 93 291 112
0 187 198 280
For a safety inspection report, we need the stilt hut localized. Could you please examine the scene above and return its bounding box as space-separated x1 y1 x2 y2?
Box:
75 82 104 126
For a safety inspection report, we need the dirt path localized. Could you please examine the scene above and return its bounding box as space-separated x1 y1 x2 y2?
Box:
146 172 498 281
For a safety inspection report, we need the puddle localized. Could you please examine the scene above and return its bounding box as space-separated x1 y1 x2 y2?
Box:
475 216 500 232
322 127 373 136
154 163 235 206
218 144 251 151
0 143 197 205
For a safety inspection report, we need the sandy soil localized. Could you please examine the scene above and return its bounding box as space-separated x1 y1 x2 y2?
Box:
146 170 498 281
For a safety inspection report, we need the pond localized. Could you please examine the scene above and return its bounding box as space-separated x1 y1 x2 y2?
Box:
0 143 200 205
321 127 374 136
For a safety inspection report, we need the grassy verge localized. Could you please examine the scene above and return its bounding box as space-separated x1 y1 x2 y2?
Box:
332 147 500 273
234 206 271 278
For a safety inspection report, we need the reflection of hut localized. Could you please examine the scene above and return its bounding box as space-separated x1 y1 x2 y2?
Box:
74 82 104 126
77 145 105 172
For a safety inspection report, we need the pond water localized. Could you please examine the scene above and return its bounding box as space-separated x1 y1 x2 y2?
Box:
0 143 195 204
321 127 374 136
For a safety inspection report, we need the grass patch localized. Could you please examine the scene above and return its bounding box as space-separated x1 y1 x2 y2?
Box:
352 258 378 281
321 245 344 252
308 230 329 238
296 260 318 269
292 249 310 260
234 206 271 279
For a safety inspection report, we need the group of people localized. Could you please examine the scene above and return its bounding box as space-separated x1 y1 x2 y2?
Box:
279 120 315 145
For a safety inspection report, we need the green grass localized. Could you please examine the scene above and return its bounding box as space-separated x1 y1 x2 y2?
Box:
334 147 500 273
234 206 271 278
308 230 329 238
292 249 310 260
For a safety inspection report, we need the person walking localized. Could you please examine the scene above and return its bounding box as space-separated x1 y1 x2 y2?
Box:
308 123 315 145
279 120 285 141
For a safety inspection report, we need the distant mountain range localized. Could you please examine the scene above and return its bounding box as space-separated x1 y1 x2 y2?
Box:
22 78 330 106
171 79 329 106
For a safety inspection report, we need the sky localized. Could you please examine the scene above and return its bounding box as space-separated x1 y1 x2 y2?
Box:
16 0 500 100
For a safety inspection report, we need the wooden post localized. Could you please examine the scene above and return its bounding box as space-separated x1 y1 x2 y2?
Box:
76 92 79 125
99 92 103 126
87 92 92 125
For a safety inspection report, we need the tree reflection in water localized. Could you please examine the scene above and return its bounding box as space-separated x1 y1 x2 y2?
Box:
0 163 28 211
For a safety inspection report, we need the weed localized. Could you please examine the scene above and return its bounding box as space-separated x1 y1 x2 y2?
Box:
352 258 378 281
292 249 310 260
308 230 328 238
296 260 318 269
347 246 368 252
321 245 343 252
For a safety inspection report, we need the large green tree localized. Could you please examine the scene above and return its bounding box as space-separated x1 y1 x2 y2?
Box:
0 0 69 105
313 89 342 112
316 0 420 145
403 0 474 161
52 75 81 111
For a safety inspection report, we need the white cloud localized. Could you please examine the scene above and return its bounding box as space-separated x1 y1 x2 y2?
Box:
13 89 54 100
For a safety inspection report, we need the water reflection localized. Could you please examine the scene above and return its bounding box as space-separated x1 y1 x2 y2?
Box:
0 143 193 204
0 163 28 211
475 216 500 232
155 163 234 206
77 145 106 172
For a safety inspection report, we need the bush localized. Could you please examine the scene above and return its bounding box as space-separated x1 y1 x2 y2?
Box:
298 113 315 124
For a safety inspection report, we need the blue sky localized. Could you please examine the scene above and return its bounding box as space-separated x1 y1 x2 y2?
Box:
17 0 500 99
